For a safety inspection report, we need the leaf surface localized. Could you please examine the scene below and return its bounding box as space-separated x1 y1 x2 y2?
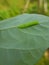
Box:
0 14 49 65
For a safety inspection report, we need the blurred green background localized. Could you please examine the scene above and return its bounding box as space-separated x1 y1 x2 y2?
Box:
0 0 49 20
0 0 49 65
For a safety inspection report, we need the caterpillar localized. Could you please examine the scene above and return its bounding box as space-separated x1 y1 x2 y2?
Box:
17 21 39 29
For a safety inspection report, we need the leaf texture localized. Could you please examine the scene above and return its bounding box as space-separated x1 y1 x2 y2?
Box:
0 14 49 65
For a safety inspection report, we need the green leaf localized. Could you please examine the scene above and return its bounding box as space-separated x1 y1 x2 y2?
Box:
0 14 49 65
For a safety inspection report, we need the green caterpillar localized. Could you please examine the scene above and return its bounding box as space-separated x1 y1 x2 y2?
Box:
17 21 39 29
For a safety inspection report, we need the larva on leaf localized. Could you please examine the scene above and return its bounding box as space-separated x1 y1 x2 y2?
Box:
17 21 39 29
